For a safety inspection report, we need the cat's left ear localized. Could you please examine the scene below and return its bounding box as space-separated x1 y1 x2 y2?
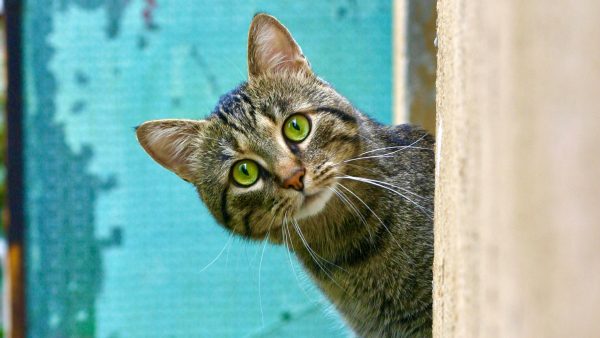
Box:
135 119 205 182
247 13 312 78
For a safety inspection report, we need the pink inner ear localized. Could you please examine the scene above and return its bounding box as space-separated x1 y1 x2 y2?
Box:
136 120 203 181
256 26 299 71
250 17 309 76
145 126 192 168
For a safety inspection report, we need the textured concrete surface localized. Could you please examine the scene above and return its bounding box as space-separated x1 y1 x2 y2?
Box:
434 0 600 337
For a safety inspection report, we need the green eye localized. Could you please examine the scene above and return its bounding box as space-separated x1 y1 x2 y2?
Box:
283 114 311 142
232 160 260 186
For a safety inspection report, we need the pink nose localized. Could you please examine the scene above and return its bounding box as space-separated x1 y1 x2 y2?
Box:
282 168 305 191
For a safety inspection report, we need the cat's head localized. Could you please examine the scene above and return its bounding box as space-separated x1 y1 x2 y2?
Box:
136 14 361 240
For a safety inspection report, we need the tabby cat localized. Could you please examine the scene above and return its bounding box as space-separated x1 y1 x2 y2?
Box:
136 14 434 338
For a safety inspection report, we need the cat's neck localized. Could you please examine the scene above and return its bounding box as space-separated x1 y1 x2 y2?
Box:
288 128 396 266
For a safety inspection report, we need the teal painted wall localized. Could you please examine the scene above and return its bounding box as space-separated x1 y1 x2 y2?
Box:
22 1 392 337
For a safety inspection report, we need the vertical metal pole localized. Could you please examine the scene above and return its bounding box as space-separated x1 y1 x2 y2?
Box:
4 0 26 337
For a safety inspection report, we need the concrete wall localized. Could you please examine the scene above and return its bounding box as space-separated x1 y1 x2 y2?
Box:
434 0 600 337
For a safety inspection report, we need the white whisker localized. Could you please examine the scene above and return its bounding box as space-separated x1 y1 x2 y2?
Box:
340 133 431 165
329 186 373 242
258 214 276 327
282 213 315 302
199 232 234 273
337 183 410 261
343 175 429 201
291 218 347 292
343 149 431 164
338 176 433 220
357 133 429 156
292 217 347 273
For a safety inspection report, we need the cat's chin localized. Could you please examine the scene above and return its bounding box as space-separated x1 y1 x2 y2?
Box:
295 188 335 220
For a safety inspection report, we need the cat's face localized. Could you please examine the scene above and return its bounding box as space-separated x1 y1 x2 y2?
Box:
136 14 360 240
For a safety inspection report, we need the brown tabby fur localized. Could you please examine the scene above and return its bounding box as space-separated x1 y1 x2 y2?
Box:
136 14 434 338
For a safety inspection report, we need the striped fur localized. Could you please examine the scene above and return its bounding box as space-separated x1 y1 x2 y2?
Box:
136 14 434 338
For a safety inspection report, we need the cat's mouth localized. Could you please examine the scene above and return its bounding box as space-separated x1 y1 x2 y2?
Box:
295 188 335 220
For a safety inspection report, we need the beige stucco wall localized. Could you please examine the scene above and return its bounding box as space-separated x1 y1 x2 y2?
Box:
434 0 600 337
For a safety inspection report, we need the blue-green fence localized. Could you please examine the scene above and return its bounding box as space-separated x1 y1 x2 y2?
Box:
21 1 392 337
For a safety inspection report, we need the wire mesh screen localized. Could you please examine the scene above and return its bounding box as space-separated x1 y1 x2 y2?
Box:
21 1 392 337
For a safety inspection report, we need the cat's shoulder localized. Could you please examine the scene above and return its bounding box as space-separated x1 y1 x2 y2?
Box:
387 123 435 148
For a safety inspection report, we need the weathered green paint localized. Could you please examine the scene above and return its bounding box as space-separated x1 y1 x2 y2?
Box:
22 1 392 337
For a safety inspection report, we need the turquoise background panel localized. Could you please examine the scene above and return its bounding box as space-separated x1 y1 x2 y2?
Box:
22 1 392 337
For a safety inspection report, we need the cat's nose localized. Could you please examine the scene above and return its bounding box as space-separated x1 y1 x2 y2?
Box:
282 168 305 191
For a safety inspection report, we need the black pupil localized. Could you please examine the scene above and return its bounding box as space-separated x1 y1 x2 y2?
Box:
241 163 249 176
292 119 300 130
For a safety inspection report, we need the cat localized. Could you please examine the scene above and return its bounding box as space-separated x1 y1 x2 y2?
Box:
136 14 434 338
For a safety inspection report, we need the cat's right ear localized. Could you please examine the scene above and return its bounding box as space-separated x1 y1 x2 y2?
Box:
247 13 311 78
135 119 205 182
